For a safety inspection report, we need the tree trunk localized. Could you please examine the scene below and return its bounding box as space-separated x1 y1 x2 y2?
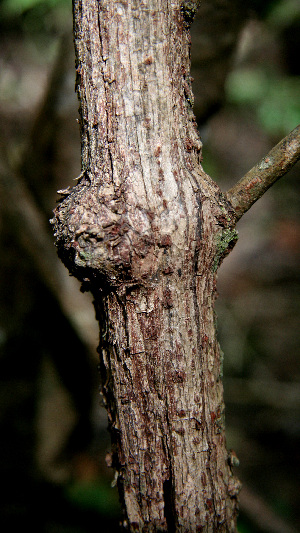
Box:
52 1 251 531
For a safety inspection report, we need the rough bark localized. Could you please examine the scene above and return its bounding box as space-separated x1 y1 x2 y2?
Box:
51 1 244 531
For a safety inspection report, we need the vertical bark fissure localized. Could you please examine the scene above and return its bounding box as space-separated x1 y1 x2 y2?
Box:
190 197 219 523
97 16 115 190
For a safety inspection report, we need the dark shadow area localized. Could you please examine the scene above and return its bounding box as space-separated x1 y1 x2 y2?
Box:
0 1 299 532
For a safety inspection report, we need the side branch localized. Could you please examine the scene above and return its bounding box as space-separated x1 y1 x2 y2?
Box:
226 125 300 221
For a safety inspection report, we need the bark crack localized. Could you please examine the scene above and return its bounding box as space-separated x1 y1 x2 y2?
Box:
97 7 116 189
163 477 176 532
162 397 176 532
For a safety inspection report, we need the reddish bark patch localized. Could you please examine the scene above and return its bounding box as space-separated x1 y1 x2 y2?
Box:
162 265 174 275
205 499 214 513
245 176 262 190
162 288 173 308
174 370 186 383
210 411 217 422
144 56 154 65
154 145 161 157
160 234 172 247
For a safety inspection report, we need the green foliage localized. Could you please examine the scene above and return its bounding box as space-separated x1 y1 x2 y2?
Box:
0 0 71 39
267 0 300 29
258 76 300 135
65 479 120 517
225 0 300 137
226 68 300 136
0 0 71 57
245 0 281 19
1 0 69 17
237 523 253 533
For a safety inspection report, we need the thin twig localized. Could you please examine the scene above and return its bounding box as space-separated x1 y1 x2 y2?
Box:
226 125 300 221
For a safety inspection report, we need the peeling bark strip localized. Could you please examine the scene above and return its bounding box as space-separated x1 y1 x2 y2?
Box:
52 1 240 531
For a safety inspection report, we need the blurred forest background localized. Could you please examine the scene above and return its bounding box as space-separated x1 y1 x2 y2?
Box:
0 0 299 532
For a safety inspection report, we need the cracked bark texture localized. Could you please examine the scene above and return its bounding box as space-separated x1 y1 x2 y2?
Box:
52 1 240 531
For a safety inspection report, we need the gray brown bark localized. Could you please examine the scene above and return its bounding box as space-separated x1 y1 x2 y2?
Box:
52 1 242 530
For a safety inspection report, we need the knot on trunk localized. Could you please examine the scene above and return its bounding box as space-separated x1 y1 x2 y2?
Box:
51 183 173 287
